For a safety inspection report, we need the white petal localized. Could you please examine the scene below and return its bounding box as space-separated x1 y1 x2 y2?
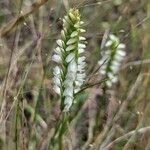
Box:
79 36 86 41
61 30 66 40
66 45 76 51
76 73 86 82
117 49 126 56
64 79 73 87
78 56 86 64
80 29 86 33
77 73 86 78
66 53 75 63
63 27 68 34
53 77 61 86
64 96 73 111
54 47 63 55
74 88 80 93
68 60 77 73
71 31 78 37
69 12 76 21
64 16 72 24
80 21 84 25
105 50 111 55
63 87 73 97
118 43 125 49
52 54 61 63
53 66 61 76
107 72 115 79
105 40 112 47
67 38 77 45
56 39 64 48
78 43 86 49
53 85 61 95
111 76 118 83
112 60 121 67
66 72 76 81
110 65 119 73
109 34 119 43
74 22 80 28
78 63 86 71
75 80 83 87
106 80 113 87
114 54 124 62
78 48 85 54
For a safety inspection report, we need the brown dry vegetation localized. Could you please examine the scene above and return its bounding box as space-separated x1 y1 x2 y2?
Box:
0 0 150 150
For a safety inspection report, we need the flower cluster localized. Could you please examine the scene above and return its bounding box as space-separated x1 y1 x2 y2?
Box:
52 9 86 111
99 34 126 87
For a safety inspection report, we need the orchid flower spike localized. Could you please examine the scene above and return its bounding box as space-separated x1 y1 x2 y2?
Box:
52 8 87 111
98 34 126 87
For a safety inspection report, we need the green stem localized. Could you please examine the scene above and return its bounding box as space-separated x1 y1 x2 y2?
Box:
15 99 20 150
58 112 68 150
51 112 68 150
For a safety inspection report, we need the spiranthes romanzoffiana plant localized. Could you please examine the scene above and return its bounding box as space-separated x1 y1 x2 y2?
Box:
99 34 126 87
52 8 86 111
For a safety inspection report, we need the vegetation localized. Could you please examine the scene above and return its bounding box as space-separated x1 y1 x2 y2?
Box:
0 0 149 150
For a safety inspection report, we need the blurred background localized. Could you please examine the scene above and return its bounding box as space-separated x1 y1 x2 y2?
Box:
0 0 150 149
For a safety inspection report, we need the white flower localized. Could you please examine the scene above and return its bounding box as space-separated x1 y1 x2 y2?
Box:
66 72 76 81
74 88 80 93
78 56 86 64
61 30 66 40
78 64 86 72
78 48 85 54
68 60 77 73
74 22 80 28
53 66 61 76
114 54 124 61
52 54 61 63
71 31 78 37
66 45 76 51
112 61 121 67
116 49 126 56
78 43 86 49
54 47 62 55
67 38 77 45
53 85 61 95
80 21 84 25
53 76 61 86
111 76 118 83
69 12 76 21
99 34 126 87
64 16 72 25
64 79 73 87
76 73 86 80
105 40 112 47
56 39 64 48
80 29 86 33
64 96 73 111
79 36 86 41
109 34 119 43
106 80 113 87
66 53 75 63
110 65 119 73
118 43 125 49
63 87 73 97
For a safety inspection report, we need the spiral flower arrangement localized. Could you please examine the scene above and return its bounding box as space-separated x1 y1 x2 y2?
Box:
52 9 86 111
99 34 126 87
